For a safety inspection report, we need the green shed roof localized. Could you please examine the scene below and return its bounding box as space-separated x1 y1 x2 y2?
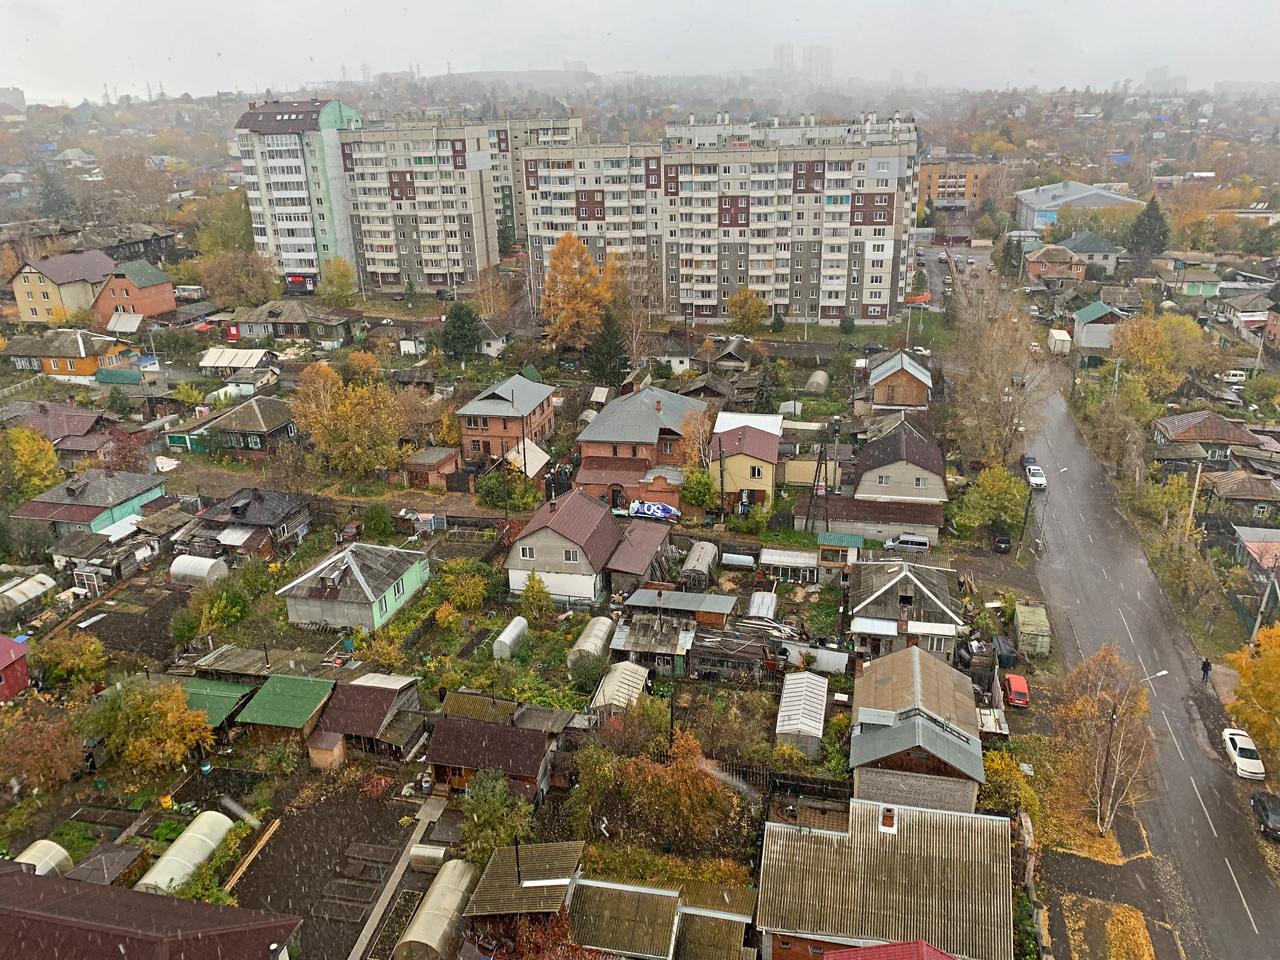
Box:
236 674 334 729
520 364 543 383
1015 600 1051 634
817 532 865 548
116 259 173 289
1073 301 1121 325
95 367 143 384
183 678 253 727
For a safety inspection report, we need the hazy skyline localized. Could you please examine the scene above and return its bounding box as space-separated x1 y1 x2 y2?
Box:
5 0 1280 105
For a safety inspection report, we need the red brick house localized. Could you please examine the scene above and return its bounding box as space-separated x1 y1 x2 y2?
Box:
0 636 30 701
574 387 708 509
457 375 556 463
92 260 176 327
1024 244 1085 285
1263 303 1280 350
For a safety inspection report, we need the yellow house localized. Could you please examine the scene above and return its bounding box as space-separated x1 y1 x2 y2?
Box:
708 425 779 513
0 329 135 380
11 250 116 325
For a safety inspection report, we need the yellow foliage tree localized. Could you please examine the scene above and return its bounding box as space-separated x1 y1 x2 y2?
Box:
1112 307 1220 399
724 288 770 337
345 350 381 383
542 232 606 349
291 362 342 437
1228 625 1280 758
435 601 463 632
314 382 408 476
315 256 358 308
5 426 63 506
85 681 215 780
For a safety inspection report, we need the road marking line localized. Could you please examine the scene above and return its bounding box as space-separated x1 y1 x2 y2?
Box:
1088 534 1094 544
1224 857 1259 934
1119 608 1136 646
1102 568 1108 580
1162 711 1185 761
1080 512 1085 522
1189 776 1217 837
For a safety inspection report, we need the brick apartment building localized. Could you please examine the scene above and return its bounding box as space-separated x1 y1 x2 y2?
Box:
522 114 919 325
92 260 176 326
456 374 556 463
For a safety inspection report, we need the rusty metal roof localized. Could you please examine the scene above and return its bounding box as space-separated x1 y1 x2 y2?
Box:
463 841 584 917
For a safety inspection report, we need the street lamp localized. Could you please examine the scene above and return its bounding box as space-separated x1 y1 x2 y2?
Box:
1141 670 1169 682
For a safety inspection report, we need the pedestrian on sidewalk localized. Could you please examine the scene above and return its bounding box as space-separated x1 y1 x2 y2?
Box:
1202 658 1212 683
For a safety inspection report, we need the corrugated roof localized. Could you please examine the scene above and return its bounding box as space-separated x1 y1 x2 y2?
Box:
516 490 623 572
606 521 670 576
209 488 309 528
756 803 1012 960
760 547 819 567
24 249 115 285
20 402 115 442
1153 410 1262 446
276 542 426 606
579 388 708 445
852 647 978 737
317 682 399 739
849 709 984 783
423 717 550 779
235 674 334 729
14 469 162 510
853 421 944 480
0 861 301 959
847 563 963 626
714 411 783 437
1060 230 1120 255
464 842 585 916
708 426 780 465
441 691 517 725
591 661 650 711
1072 301 1124 325
210 396 294 435
457 374 555 418
94 365 142 382
777 672 828 739
198 347 273 370
63 842 143 886
568 879 680 960
114 259 172 289
818 532 864 548
624 590 737 615
1 330 126 359
182 678 253 727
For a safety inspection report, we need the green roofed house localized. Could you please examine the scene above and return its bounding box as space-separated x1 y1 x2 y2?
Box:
275 542 429 631
817 531 863 586
235 674 334 743
182 678 253 729
1059 230 1121 276
1071 300 1126 358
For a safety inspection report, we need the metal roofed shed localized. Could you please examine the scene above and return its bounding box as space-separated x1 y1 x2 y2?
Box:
747 590 779 620
756 801 1013 960
134 811 234 895
182 678 253 728
492 615 530 660
759 546 819 584
463 841 585 918
590 661 650 715
235 674 335 737
776 672 828 759
1014 599 1052 657
624 589 737 628
169 554 229 587
394 858 480 960
567 878 681 960
63 841 144 885
680 541 718 590
567 616 616 670
15 839 73 878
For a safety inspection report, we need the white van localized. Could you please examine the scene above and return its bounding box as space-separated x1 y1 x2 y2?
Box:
883 533 931 553
1223 370 1248 384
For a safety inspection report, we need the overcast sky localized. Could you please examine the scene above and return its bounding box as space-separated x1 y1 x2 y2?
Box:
5 0 1280 105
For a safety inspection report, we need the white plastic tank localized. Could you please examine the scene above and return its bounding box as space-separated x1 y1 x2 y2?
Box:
169 555 230 587
134 810 234 895
492 615 530 660
747 591 779 621
15 839 73 877
804 370 830 395
395 858 480 960
567 617 616 670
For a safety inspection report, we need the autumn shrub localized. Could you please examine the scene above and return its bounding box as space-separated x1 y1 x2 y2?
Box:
30 631 106 684
83 681 215 780
460 769 534 866
363 503 396 541
978 748 1040 822
580 843 751 885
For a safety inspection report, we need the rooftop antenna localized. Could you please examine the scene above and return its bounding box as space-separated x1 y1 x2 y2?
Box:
514 834 522 885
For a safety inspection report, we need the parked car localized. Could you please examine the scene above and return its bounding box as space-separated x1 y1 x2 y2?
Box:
1026 464 1048 490
938 252 948 263
1003 673 1030 707
882 533 931 553
862 342 887 354
966 256 976 265
1252 792 1280 838
991 528 1012 554
1224 728 1266 780
436 288 456 301
1020 453 1037 467
911 346 931 356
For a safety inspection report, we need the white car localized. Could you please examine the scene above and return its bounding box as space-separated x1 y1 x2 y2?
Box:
911 346 931 357
1026 465 1047 490
1224 728 1266 780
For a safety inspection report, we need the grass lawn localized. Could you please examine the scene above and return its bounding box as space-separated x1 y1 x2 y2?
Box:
758 528 820 549
47 820 108 863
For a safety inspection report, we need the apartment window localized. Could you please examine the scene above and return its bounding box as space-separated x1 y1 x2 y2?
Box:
393 577 405 599
750 465 763 480
778 943 792 951
41 291 48 301
378 596 388 616
465 416 479 428
21 275 27 284
564 549 580 563
877 474 890 486
915 477 928 489
24 291 31 300
520 546 535 561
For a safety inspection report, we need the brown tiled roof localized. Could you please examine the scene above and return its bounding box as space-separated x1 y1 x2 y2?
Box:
516 489 623 571
795 494 944 528
21 402 116 442
0 861 301 959
423 717 550 779
709 425 780 465
576 457 647 485
235 99 334 134
606 520 670 576
852 421 944 479
1153 409 1262 446
24 249 115 285
317 682 399 738
1204 470 1280 502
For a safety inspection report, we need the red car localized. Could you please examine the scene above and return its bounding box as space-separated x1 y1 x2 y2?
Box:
1003 673 1030 707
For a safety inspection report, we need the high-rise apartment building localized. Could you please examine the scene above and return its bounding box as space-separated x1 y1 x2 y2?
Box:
523 115 919 325
773 44 796 75
235 99 362 294
802 45 833 85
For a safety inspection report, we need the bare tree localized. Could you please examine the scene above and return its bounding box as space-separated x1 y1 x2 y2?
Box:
472 265 514 321
678 408 714 469
950 275 1056 468
1055 643 1155 836
607 252 660 361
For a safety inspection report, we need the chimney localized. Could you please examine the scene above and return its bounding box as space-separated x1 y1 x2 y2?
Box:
655 398 662 413
548 499 558 514
689 112 695 125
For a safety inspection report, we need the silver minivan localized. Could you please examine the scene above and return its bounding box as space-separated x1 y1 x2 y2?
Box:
883 533 931 552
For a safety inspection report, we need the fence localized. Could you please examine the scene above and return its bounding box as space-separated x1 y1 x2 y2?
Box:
0 374 45 400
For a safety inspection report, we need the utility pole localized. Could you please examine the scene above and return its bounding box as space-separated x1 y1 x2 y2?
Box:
1014 484 1035 561
1096 703 1119 836
1184 461 1202 541
1112 357 1122 397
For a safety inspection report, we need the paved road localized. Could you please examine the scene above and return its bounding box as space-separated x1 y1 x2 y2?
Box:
1031 391 1280 960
